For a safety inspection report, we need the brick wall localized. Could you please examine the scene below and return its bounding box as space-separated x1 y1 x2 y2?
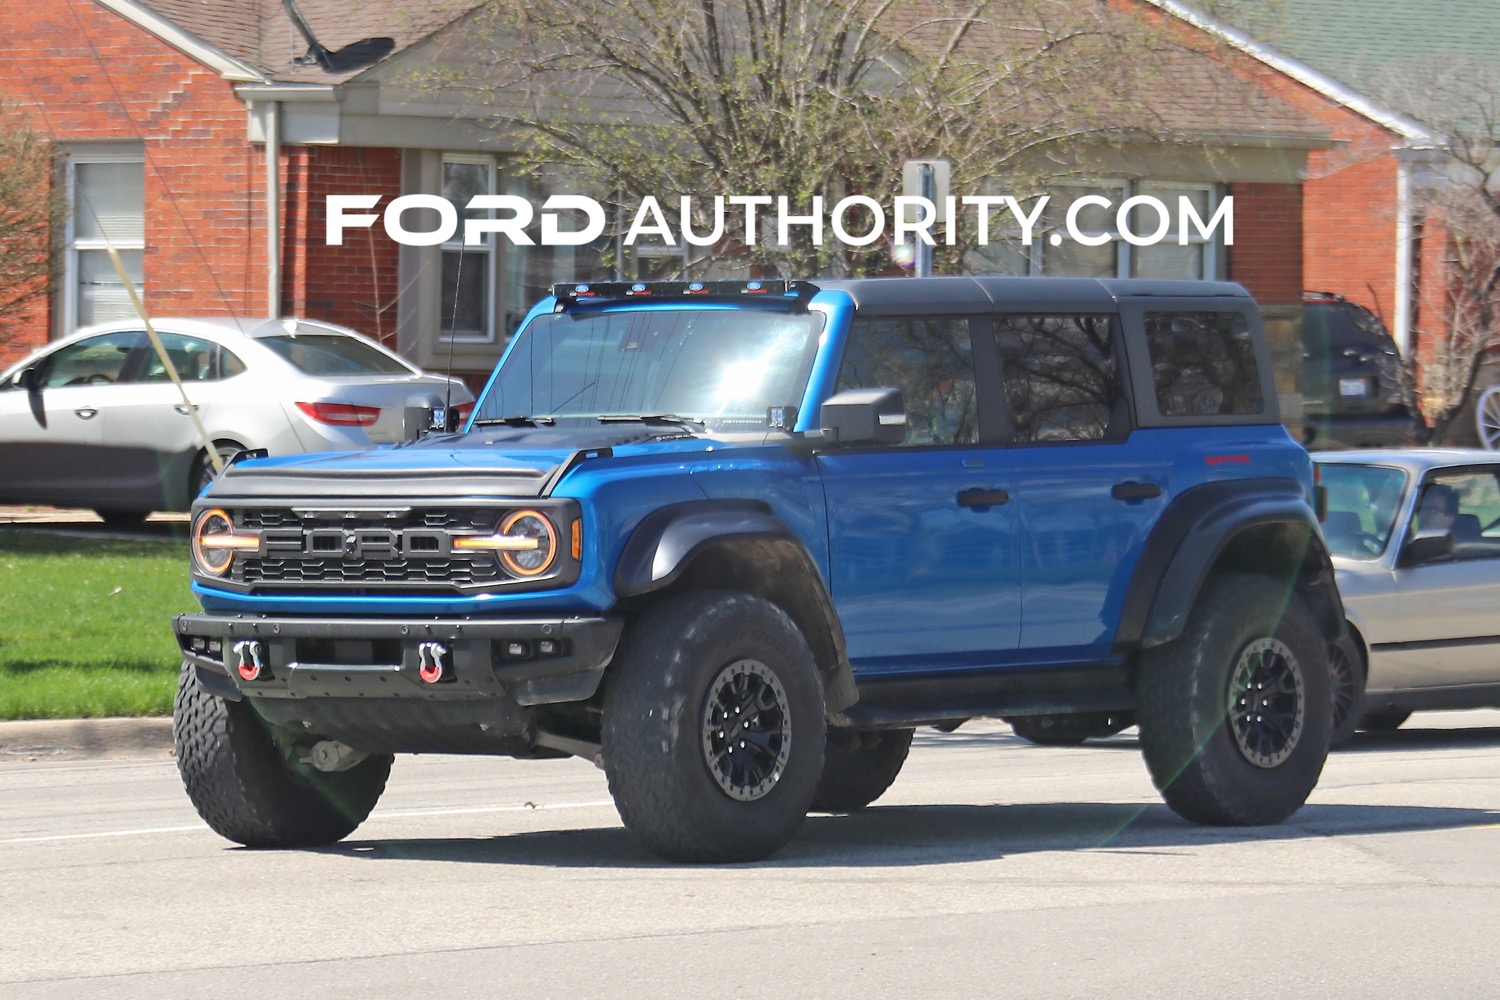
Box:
1226 182 1303 307
1232 59 1405 327
0 0 268 364
282 147 403 347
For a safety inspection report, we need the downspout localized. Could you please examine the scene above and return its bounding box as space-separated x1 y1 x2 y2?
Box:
265 100 281 319
1393 156 1413 354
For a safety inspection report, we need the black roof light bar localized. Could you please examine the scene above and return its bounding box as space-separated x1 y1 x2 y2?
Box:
550 279 818 311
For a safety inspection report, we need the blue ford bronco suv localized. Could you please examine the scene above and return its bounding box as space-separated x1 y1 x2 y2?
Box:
173 276 1343 862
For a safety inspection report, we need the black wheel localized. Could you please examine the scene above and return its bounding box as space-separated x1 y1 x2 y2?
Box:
1359 706 1412 732
810 728 913 812
1328 632 1366 748
173 666 391 847
94 509 148 528
1137 573 1331 826
601 591 825 863
193 440 245 496
1007 712 1133 746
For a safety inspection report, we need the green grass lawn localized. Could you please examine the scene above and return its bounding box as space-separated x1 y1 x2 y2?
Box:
0 529 194 719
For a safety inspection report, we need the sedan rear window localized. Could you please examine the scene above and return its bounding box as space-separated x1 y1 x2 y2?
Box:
258 334 410 376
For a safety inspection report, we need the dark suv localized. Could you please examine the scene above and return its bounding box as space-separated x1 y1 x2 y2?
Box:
171 277 1343 862
1301 291 1411 449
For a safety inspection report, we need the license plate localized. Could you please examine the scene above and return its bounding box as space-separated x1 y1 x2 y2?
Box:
1339 378 1368 398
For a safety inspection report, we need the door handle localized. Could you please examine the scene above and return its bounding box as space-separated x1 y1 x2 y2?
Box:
73 407 98 420
957 488 1010 508
174 404 198 415
1112 481 1162 501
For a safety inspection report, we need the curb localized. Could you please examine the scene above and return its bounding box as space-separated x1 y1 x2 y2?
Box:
0 717 175 761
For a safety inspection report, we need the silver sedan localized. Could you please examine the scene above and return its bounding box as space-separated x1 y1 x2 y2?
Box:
1316 448 1500 743
0 317 473 523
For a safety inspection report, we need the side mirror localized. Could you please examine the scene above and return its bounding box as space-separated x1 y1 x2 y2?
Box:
819 387 906 445
1397 529 1454 568
17 366 40 392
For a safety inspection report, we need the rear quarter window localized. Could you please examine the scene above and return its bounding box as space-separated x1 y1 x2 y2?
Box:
1142 311 1264 418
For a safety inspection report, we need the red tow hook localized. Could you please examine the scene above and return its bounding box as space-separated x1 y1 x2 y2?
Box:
232 640 265 681
417 641 449 684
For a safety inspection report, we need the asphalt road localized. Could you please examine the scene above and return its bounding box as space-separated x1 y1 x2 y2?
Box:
4 715 1500 999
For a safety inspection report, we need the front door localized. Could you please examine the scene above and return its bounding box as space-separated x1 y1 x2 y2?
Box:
817 315 1020 676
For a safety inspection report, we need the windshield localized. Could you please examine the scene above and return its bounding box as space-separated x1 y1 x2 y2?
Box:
259 334 412 376
1318 463 1408 560
475 306 825 428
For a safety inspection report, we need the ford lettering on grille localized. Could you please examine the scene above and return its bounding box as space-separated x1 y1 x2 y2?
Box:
261 527 452 560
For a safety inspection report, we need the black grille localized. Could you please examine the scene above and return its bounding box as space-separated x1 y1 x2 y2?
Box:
228 507 509 592
238 553 503 588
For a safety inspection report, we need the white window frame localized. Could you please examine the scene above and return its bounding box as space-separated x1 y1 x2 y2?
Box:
1011 179 1224 281
64 152 145 334
439 152 497 344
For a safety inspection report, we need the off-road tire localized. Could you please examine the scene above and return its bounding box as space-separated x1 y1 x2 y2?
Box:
1138 573 1331 826
601 591 825 863
173 666 392 847
1329 632 1366 748
1007 712 1133 746
811 728 913 812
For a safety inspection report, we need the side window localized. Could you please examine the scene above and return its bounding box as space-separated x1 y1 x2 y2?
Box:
836 316 977 446
1143 311 1264 417
995 314 1123 443
40 333 140 387
138 333 219 383
1413 471 1500 560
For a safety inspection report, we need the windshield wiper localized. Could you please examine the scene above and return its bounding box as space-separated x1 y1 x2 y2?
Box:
472 415 556 428
598 413 705 427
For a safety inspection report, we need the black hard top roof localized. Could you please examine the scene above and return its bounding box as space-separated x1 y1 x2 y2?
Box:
809 276 1250 314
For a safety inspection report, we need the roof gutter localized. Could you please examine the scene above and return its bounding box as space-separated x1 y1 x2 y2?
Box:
94 0 268 83
1144 0 1435 147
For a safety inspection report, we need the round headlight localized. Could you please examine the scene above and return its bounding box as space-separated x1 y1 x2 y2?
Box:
499 509 557 577
192 508 257 576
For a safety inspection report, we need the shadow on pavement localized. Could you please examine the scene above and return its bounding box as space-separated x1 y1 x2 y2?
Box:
326 799 1500 870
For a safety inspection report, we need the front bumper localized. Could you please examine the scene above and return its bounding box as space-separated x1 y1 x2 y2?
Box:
174 612 623 709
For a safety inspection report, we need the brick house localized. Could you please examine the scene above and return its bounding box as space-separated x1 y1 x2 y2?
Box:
3 0 1332 400
1153 0 1500 441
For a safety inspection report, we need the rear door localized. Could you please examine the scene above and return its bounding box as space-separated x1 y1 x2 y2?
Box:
988 312 1169 658
103 331 223 508
817 314 1021 674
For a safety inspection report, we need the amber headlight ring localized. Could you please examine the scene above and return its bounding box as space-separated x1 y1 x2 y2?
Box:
191 508 260 577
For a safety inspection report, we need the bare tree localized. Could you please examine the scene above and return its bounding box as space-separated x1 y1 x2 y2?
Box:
0 101 62 349
1377 63 1500 445
421 0 1196 277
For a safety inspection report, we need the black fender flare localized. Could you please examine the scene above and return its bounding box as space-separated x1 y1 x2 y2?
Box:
614 500 857 711
1115 478 1344 652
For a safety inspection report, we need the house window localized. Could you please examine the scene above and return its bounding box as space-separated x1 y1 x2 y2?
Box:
967 181 1223 281
440 154 496 343
67 155 145 331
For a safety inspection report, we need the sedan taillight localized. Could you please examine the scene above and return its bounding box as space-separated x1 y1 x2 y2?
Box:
295 401 382 426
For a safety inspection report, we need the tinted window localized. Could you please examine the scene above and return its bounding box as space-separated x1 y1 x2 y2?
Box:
259 334 411 376
996 314 1123 443
40 333 140 387
1143 311 1263 417
837 317 976 446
